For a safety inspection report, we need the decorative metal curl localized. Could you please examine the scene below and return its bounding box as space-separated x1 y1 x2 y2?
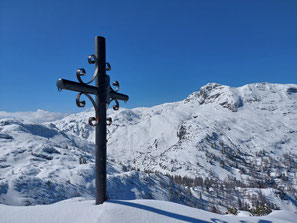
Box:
106 62 111 71
88 54 96 64
76 92 99 126
112 81 120 92
106 117 112 126
76 55 98 85
109 99 119 111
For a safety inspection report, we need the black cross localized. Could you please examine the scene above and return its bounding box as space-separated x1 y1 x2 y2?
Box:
56 36 129 204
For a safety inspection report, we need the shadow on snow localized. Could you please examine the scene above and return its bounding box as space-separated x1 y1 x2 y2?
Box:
109 200 214 223
108 200 273 223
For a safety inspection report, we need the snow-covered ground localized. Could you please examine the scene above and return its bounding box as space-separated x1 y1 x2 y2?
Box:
0 198 296 223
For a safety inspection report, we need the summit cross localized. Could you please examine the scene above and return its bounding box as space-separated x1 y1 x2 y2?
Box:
56 36 129 204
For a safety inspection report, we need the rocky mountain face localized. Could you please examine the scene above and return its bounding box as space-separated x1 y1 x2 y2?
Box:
1 82 297 214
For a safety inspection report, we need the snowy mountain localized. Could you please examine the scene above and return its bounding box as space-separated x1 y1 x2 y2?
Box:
55 82 297 183
1 82 297 216
0 118 184 207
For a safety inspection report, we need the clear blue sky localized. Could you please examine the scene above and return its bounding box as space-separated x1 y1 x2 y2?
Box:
0 0 296 113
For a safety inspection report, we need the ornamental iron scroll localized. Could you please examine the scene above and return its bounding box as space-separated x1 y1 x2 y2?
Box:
56 55 128 126
75 54 99 125
76 55 98 85
68 54 125 125
76 92 99 126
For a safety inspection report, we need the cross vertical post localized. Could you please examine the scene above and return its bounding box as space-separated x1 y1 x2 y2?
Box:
56 36 129 205
95 36 107 204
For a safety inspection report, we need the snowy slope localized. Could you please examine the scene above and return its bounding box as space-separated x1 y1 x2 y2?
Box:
1 82 297 214
53 82 297 212
0 198 296 223
0 119 194 207
0 118 95 205
55 82 297 180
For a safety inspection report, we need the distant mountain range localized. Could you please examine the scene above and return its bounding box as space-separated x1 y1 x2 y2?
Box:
1 82 296 215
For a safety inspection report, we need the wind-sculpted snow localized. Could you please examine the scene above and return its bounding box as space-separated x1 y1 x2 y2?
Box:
1 82 297 215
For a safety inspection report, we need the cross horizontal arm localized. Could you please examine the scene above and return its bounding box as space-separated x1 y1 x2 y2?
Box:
110 89 129 102
57 78 129 102
56 78 97 95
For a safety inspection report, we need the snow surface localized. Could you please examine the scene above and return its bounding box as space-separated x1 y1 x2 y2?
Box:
0 198 295 223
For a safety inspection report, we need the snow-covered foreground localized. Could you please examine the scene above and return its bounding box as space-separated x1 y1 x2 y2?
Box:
0 198 295 223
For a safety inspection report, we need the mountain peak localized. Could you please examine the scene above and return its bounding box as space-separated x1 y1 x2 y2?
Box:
184 83 243 112
184 82 297 112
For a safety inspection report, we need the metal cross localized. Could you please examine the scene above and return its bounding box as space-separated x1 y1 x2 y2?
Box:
56 36 129 205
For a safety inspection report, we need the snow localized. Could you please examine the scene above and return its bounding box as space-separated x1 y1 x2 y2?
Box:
0 198 295 223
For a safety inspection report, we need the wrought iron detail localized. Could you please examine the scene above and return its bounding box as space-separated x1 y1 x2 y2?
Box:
76 55 98 85
110 98 119 111
76 92 99 126
56 40 128 128
76 68 86 83
106 117 112 126
112 81 119 92
88 54 96 64
106 62 111 71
